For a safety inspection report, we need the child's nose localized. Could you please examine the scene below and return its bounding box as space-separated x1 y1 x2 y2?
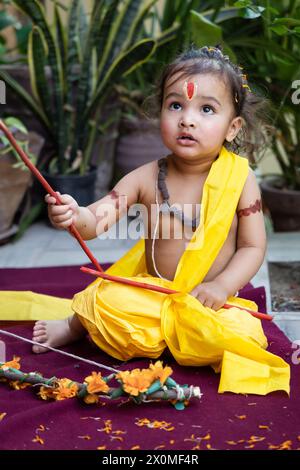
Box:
179 116 196 128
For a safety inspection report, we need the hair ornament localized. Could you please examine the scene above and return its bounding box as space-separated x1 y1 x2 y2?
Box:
242 83 252 92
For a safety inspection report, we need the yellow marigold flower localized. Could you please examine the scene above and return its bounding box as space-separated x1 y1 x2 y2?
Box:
83 393 99 404
39 386 55 401
52 378 78 401
149 361 173 385
1 356 21 370
84 372 109 394
116 368 153 396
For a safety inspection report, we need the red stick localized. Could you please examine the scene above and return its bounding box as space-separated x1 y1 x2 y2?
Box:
223 304 273 321
80 266 178 294
0 120 103 272
81 266 273 321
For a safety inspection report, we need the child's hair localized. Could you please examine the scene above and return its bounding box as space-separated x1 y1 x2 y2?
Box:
145 45 272 164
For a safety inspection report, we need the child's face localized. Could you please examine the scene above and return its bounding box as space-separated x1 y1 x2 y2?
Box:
160 72 242 161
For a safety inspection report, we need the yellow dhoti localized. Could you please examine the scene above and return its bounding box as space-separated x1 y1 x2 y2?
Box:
0 147 290 395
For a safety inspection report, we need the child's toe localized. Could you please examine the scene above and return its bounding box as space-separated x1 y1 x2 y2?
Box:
33 334 47 343
32 344 49 354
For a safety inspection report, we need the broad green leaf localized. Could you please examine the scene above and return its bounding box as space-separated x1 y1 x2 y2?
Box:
3 117 28 134
190 11 223 46
273 18 300 27
0 10 16 31
270 25 289 36
242 6 265 19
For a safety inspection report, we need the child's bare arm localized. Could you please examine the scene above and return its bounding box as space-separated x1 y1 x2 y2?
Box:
46 167 142 240
190 169 266 310
213 168 266 298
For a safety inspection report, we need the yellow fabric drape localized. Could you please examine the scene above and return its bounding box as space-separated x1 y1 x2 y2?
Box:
0 290 72 321
0 146 290 394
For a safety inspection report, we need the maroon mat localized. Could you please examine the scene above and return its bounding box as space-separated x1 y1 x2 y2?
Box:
0 265 299 450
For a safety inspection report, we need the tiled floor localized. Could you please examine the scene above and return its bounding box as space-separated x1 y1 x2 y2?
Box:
0 219 299 341
266 231 300 341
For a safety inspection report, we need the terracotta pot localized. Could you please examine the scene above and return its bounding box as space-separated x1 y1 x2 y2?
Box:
0 131 44 242
114 117 169 179
0 65 48 138
260 177 300 231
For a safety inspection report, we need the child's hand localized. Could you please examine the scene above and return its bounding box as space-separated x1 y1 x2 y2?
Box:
45 192 79 229
189 281 229 311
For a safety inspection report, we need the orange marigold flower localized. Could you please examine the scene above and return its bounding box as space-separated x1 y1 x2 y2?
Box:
1 356 21 370
116 369 153 396
84 372 109 394
9 381 31 390
99 420 112 434
135 418 174 431
149 361 173 385
32 435 44 445
52 378 78 401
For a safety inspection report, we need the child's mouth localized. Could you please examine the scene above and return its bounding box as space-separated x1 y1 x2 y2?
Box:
177 134 197 145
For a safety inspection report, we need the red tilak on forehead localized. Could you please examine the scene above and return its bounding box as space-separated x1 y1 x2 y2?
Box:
187 82 195 99
183 81 198 100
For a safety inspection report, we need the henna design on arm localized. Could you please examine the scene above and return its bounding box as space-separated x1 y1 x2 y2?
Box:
237 199 262 218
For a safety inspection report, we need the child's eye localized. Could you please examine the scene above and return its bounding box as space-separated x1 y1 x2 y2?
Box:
202 105 214 114
169 102 182 111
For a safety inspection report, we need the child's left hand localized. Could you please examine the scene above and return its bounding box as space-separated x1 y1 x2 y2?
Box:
189 281 229 311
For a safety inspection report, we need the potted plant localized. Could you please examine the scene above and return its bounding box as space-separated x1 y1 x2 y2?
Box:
0 0 160 204
0 116 43 243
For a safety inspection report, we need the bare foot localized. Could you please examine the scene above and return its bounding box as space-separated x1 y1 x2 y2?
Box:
32 315 85 354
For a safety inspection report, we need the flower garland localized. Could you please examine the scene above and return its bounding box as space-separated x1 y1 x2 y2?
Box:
0 357 202 410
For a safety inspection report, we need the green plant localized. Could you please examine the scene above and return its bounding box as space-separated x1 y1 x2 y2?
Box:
0 0 163 176
118 0 262 118
0 115 43 242
0 1 31 62
0 116 36 167
187 0 300 190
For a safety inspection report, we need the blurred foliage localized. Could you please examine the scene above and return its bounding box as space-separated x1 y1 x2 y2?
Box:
123 0 300 189
0 0 31 62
